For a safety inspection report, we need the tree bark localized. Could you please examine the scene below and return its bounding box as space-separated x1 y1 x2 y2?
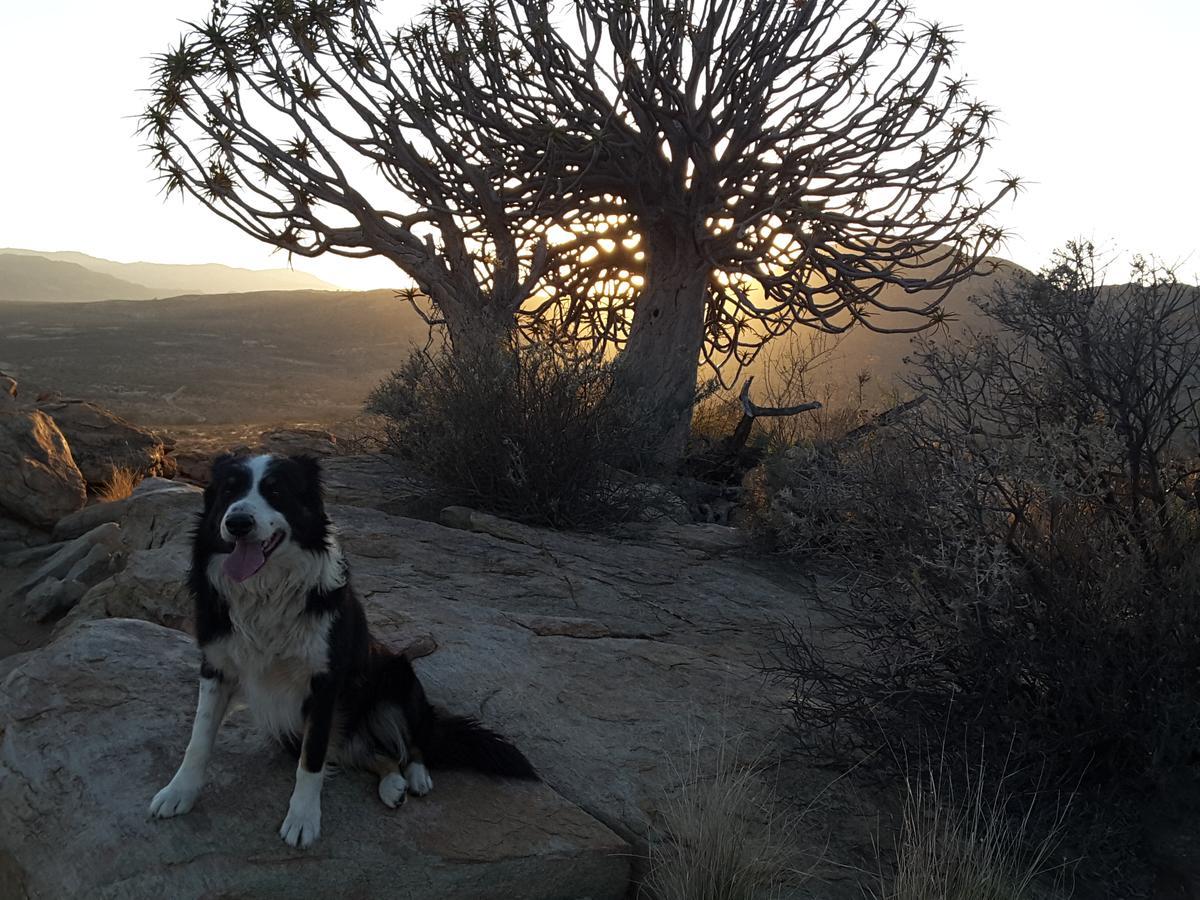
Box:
436 290 515 358
615 228 711 470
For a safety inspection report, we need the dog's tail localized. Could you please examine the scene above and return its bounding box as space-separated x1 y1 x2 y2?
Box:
425 713 538 780
366 644 537 781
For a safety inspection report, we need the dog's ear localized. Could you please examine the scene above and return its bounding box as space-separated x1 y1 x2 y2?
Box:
203 453 239 510
289 455 323 498
210 453 238 476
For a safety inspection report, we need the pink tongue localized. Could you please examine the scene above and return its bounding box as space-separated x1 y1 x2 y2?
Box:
224 540 266 583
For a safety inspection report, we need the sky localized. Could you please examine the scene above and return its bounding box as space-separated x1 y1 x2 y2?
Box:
1 1 1197 290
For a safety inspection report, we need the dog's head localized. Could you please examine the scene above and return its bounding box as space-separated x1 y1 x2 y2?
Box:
199 453 330 583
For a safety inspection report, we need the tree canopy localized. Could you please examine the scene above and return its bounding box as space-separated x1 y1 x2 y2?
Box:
144 0 1017 464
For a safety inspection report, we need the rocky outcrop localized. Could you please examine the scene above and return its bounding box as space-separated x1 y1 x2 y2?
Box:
57 541 192 633
0 512 48 557
0 454 847 897
0 370 16 400
0 406 87 527
12 522 124 622
35 397 175 486
0 618 630 899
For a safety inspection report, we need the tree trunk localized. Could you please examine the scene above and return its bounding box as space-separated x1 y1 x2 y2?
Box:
615 228 711 470
439 295 515 358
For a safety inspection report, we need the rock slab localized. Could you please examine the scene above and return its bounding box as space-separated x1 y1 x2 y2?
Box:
0 406 87 528
35 398 175 486
0 618 629 900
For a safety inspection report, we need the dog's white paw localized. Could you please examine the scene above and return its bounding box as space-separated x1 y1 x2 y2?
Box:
149 776 202 818
279 800 321 848
378 772 407 809
404 762 433 797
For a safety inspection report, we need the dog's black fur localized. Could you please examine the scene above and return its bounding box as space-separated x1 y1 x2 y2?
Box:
151 453 533 847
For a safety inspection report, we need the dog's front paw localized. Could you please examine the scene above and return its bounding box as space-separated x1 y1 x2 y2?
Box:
280 801 321 848
378 772 407 808
405 762 433 797
149 775 202 818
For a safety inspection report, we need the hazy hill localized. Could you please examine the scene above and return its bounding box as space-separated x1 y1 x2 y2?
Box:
0 290 426 425
0 248 335 297
0 255 159 302
738 258 1027 402
0 257 1028 426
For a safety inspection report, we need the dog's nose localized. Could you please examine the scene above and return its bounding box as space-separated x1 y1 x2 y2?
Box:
225 513 255 537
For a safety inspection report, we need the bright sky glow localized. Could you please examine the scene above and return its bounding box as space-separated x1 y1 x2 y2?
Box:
0 1 1196 290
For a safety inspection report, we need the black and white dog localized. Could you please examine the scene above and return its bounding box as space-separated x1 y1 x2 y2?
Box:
149 453 534 848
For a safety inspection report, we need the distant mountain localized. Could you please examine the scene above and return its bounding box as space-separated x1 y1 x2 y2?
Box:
0 255 160 302
0 248 336 298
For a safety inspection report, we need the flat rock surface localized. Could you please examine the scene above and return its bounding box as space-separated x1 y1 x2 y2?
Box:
0 455 855 898
334 502 823 845
0 618 630 900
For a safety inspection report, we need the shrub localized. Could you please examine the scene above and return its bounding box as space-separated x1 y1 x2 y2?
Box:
756 245 1200 890
366 342 646 528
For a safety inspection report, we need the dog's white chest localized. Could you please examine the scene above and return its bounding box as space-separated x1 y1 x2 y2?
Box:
209 607 332 739
205 558 333 739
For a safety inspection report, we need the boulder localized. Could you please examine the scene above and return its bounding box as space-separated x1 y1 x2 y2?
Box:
23 482 200 634
0 406 87 528
35 397 175 487
51 497 129 542
14 522 122 595
14 522 124 621
117 479 203 551
0 370 16 399
22 577 89 623
57 542 193 635
0 618 630 899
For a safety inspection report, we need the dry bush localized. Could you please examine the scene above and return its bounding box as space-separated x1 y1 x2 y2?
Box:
690 391 745 448
96 465 141 502
754 333 877 451
366 342 648 528
756 245 1200 892
640 737 807 900
687 332 874 481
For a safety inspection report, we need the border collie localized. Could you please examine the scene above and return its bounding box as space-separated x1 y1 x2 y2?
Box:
149 453 535 848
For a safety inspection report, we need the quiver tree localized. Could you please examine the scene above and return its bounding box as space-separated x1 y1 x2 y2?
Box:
473 0 1020 464
141 0 598 351
144 0 1017 468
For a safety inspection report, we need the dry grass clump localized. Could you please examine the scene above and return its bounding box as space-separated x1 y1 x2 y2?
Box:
876 763 1068 900
640 738 807 900
96 464 141 501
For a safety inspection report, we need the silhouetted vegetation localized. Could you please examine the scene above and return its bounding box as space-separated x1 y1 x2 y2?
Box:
755 245 1200 892
367 344 650 528
144 0 1014 466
